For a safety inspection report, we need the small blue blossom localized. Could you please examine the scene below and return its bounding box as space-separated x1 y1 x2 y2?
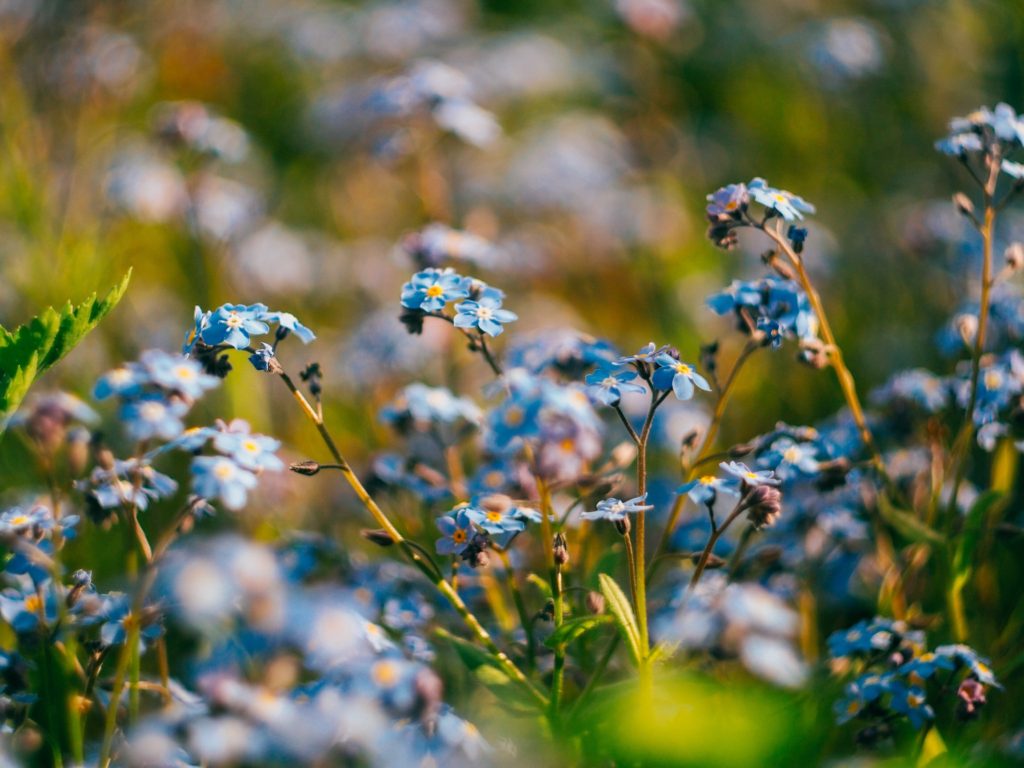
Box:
212 421 283 472
707 276 818 347
833 673 890 724
720 461 780 487
93 365 145 400
935 644 1001 686
248 342 277 372
677 474 738 506
651 354 711 400
139 350 220 399
201 303 271 349
453 295 518 337
888 681 934 729
121 394 187 441
182 306 211 354
705 183 749 218
747 177 816 221
580 494 652 522
265 311 316 343
465 504 525 535
585 363 646 406
191 456 258 510
435 509 474 555
615 342 665 366
400 268 468 313
898 652 956 685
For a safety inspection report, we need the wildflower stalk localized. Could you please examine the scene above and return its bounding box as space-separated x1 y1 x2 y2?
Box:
535 477 565 713
276 372 548 710
497 548 536 669
948 154 1001 518
762 223 887 480
650 340 758 575
689 494 747 589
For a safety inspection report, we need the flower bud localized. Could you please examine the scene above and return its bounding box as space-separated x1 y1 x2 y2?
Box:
953 192 975 218
742 484 783 529
614 516 631 536
956 678 987 721
1005 243 1024 271
361 529 396 547
290 460 321 476
553 532 569 567
585 591 606 615
690 552 726 569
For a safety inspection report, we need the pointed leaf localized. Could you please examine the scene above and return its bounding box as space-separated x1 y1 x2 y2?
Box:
599 573 642 666
0 270 131 423
544 615 613 649
877 494 945 546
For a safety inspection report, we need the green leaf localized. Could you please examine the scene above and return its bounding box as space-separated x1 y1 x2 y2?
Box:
526 573 552 599
953 490 1005 577
598 573 643 666
917 726 948 767
544 615 613 649
0 270 131 423
435 627 501 671
877 494 945 546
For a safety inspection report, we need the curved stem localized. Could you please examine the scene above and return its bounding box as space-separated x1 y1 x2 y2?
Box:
276 371 546 708
536 477 564 715
650 341 757 575
689 498 746 589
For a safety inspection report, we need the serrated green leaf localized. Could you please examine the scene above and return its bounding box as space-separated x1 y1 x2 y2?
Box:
544 615 613 649
0 270 131 423
877 494 945 546
598 573 642 667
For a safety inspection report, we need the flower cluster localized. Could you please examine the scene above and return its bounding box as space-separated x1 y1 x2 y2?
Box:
705 178 816 248
183 303 316 366
829 618 1000 738
400 268 517 337
935 103 1024 177
707 276 819 350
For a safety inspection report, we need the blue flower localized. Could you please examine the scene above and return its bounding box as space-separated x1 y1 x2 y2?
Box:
615 342 666 366
747 178 816 221
435 509 474 555
758 437 820 480
182 306 211 355
585 363 646 406
826 617 910 659
400 268 468 313
80 460 179 512
140 349 220 399
212 422 283 472
248 342 277 372
121 394 187 441
721 461 780 487
937 104 1024 157
580 494 652 522
833 673 891 724
265 311 316 344
898 652 956 686
191 456 258 510
381 383 481 427
677 474 738 506
93 365 145 400
888 682 934 729
651 355 711 400
705 183 749 218
935 644 1000 686
465 504 525 535
201 303 271 349
453 295 518 337
0 506 56 537
707 277 818 347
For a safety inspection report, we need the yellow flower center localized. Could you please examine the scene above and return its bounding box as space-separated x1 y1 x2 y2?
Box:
675 363 692 375
24 595 42 614
452 529 467 543
425 284 445 298
213 461 234 479
699 475 715 485
486 511 503 522
371 660 399 688
8 515 29 527
225 312 244 329
175 365 195 379
243 440 259 453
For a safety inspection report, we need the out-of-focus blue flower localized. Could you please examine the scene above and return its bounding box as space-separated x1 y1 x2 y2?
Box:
935 644 1001 686
0 506 56 537
651 354 711 400
721 461 779 487
757 437 821 480
140 349 220 399
453 295 518 337
183 306 211 355
505 329 618 377
94 364 146 400
747 177 816 221
121 394 187 441
0 582 58 633
380 383 481 427
708 276 818 347
834 673 890 724
827 617 920 658
585 363 646 406
248 343 277 372
465 505 525 535
677 474 738 506
705 183 749 218
888 681 934 729
435 508 474 555
400 268 468 313
580 494 652 522
615 341 665 366
202 303 271 349
264 311 316 344
212 422 283 472
898 652 956 685
871 368 950 413
191 456 258 510
936 103 1024 157
81 460 179 512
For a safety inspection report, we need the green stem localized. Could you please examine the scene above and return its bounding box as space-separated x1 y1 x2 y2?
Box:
536 478 564 714
277 371 546 708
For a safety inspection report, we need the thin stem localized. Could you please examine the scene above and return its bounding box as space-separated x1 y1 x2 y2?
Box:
763 224 887 481
276 371 546 708
536 477 564 714
689 498 747 589
650 341 757 574
498 548 535 670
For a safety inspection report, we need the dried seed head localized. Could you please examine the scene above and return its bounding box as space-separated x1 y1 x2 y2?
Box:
290 460 321 476
742 484 783 529
361 529 396 547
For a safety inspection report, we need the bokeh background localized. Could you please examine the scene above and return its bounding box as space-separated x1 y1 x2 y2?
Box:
0 0 1023 762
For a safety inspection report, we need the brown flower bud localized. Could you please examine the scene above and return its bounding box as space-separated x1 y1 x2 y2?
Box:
953 192 975 217
553 532 569 567
290 460 321 476
742 485 783 529
585 591 606 615
689 552 726 569
361 529 396 547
